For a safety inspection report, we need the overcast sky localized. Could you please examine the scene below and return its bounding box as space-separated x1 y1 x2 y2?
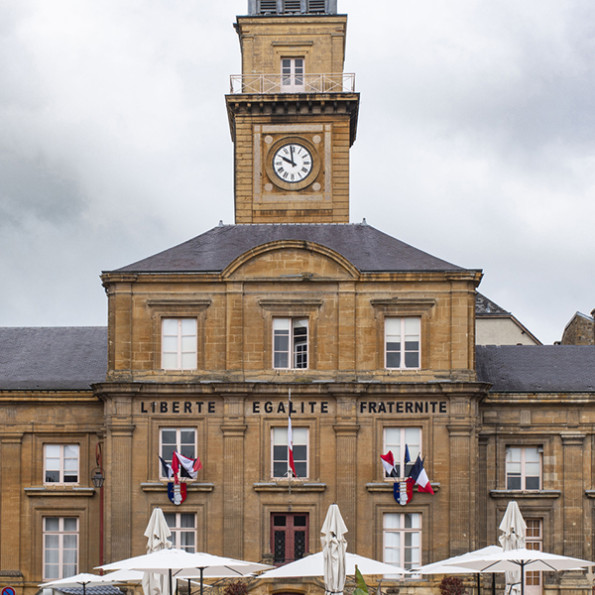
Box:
1 0 594 344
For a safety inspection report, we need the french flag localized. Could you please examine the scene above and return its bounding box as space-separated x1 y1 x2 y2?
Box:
288 415 298 477
408 455 435 494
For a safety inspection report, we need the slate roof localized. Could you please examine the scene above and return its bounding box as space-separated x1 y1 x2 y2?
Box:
476 345 595 392
1 327 593 394
111 224 464 274
475 293 509 316
0 327 107 390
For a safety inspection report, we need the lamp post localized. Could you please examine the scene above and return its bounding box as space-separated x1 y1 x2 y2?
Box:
93 442 105 571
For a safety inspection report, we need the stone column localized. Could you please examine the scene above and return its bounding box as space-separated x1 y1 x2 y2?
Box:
561 433 586 558
221 394 247 558
0 433 23 571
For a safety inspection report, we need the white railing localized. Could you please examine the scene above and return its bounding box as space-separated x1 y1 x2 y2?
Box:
229 73 356 94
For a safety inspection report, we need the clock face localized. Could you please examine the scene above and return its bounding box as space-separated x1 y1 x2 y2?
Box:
272 143 313 183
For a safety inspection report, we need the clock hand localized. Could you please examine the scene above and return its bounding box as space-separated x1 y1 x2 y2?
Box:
280 156 295 165
289 145 296 166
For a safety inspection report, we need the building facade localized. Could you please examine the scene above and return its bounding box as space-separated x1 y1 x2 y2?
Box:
1 3 595 595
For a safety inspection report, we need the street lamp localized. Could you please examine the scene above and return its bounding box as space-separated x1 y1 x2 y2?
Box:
91 467 105 488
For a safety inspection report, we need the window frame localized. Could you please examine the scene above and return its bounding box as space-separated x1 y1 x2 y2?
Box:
161 317 198 371
383 428 422 479
43 444 80 485
42 516 79 580
271 426 309 479
163 511 197 552
281 57 305 92
273 317 309 370
384 317 421 370
383 512 421 572
159 428 197 479
505 446 542 491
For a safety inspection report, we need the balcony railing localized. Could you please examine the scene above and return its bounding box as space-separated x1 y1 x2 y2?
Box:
229 73 356 94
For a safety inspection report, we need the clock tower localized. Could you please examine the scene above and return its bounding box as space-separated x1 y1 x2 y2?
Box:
226 0 359 223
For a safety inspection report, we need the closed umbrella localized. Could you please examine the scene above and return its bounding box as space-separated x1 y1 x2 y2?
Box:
321 504 348 595
142 508 172 595
499 502 526 595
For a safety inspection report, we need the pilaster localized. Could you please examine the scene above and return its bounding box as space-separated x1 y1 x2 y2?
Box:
0 433 23 571
333 395 359 542
221 394 247 558
561 433 586 558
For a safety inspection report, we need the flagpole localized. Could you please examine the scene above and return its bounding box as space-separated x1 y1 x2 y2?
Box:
288 388 292 508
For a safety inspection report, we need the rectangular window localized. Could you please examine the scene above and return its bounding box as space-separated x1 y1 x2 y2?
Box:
272 427 308 478
383 428 421 478
44 445 80 484
281 58 305 92
164 512 196 552
273 317 308 369
383 513 421 571
161 318 197 370
525 519 543 592
160 428 197 478
506 447 541 490
43 517 78 579
271 512 309 565
385 318 420 369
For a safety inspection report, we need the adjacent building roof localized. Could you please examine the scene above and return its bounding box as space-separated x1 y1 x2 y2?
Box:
0 327 107 390
1 327 593 393
476 345 595 392
111 224 465 274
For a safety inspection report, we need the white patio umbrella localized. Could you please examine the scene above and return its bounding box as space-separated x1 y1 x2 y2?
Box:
499 501 527 595
40 573 107 595
100 548 272 595
258 551 406 578
41 570 145 591
453 548 595 595
321 504 348 595
412 545 504 595
412 545 503 575
142 508 172 595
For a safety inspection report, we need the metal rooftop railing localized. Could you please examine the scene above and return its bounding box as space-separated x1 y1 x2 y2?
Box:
229 73 355 94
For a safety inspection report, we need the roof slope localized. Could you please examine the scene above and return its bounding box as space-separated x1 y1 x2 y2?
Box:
0 327 107 390
111 224 463 274
476 345 595 392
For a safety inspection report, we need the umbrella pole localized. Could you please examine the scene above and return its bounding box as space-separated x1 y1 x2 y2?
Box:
476 573 480 595
169 568 173 595
200 567 204 595
188 578 191 595
491 573 495 595
520 563 524 595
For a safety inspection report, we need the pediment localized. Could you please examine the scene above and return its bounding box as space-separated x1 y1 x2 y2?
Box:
223 240 359 280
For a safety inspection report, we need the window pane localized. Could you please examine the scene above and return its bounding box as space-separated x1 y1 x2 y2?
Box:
386 352 401 368
162 318 178 334
45 518 60 531
45 470 60 483
64 518 78 531
507 475 521 490
404 352 419 368
525 476 540 490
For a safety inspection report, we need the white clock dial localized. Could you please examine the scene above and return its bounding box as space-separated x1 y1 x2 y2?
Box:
273 143 313 183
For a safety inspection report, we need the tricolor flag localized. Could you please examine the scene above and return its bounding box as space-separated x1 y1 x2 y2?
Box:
172 451 202 479
380 451 398 477
287 414 297 477
408 455 435 494
159 456 174 479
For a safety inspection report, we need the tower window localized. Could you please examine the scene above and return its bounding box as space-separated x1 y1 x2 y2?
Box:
281 58 305 92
